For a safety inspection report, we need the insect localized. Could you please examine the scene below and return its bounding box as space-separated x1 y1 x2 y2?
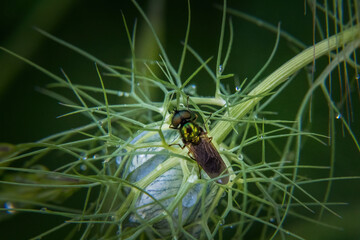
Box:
170 109 229 184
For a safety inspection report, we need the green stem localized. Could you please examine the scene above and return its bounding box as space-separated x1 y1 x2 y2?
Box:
211 26 360 143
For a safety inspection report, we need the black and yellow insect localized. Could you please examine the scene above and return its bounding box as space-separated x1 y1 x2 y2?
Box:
170 109 229 184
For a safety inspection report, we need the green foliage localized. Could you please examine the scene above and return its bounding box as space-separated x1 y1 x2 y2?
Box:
1 0 360 239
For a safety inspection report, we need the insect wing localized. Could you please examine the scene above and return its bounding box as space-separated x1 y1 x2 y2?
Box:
188 135 229 184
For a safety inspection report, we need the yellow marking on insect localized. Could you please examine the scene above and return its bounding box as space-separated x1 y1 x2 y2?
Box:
181 122 200 144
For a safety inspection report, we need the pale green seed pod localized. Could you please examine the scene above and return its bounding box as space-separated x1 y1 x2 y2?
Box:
114 130 221 238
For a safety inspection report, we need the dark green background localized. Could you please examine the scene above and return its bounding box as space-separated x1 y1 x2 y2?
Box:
1 0 359 239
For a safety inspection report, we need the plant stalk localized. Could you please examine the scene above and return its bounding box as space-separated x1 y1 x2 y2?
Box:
211 26 360 143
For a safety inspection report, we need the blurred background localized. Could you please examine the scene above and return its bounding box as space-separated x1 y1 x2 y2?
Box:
0 0 359 239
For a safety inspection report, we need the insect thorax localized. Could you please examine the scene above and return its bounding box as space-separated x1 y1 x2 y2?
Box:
180 122 201 144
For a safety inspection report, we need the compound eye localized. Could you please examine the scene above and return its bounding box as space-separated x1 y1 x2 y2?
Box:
180 110 192 119
171 114 182 128
171 110 194 128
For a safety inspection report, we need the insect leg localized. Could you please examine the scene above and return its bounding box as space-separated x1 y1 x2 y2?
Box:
169 143 185 149
187 151 195 160
197 163 202 179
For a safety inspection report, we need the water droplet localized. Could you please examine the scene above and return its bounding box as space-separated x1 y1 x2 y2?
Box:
269 217 275 223
219 219 225 226
238 154 243 161
336 113 342 119
40 207 47 212
356 74 359 80
260 135 264 139
116 156 121 165
92 154 98 159
116 225 121 236
80 164 87 171
184 84 197 95
136 82 140 86
235 86 241 92
218 65 223 74
79 153 88 161
4 202 15 214
117 91 124 97
156 165 162 171
123 92 130 97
